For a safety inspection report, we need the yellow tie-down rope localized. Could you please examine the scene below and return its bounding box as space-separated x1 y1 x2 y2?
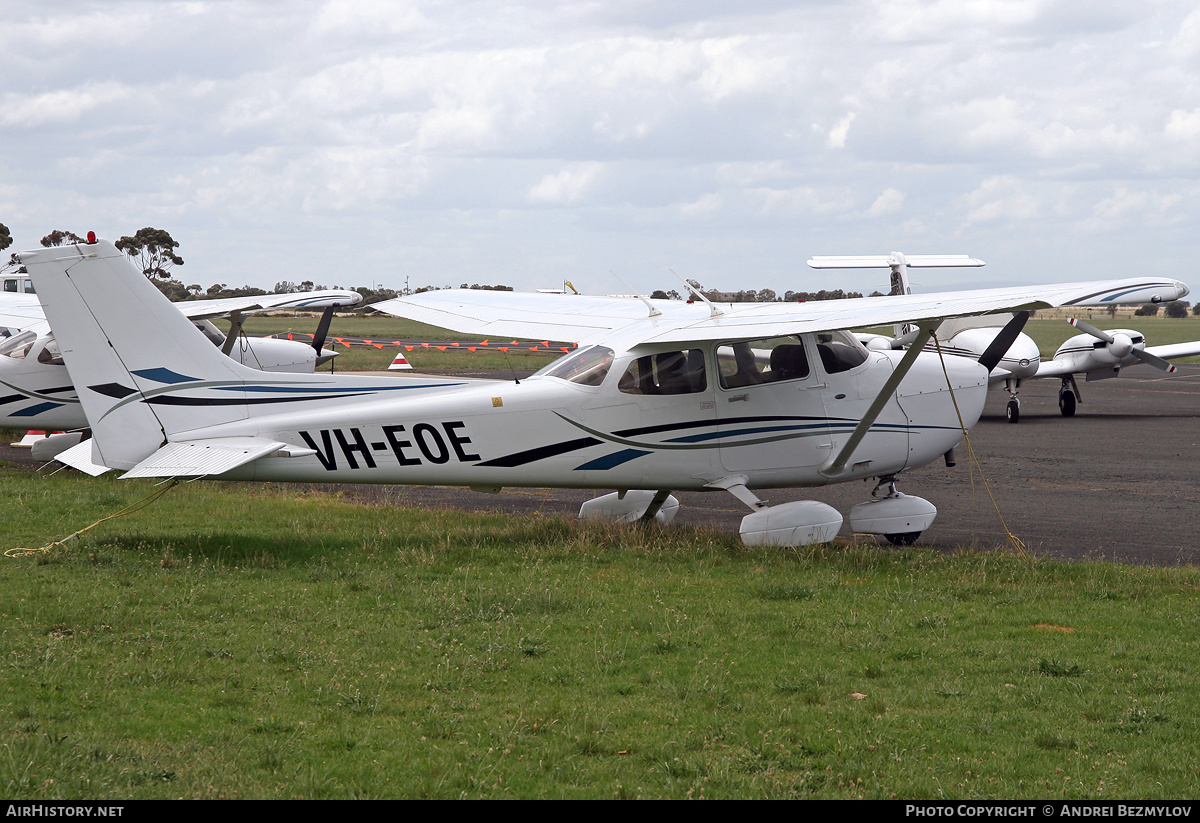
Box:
6 479 180 558
930 331 1027 556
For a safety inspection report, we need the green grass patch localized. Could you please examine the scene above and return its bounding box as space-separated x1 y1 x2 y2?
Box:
1 469 1199 798
228 314 564 373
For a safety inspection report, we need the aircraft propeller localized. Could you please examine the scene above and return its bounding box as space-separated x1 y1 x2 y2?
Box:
1068 317 1177 373
311 305 338 355
977 311 1031 373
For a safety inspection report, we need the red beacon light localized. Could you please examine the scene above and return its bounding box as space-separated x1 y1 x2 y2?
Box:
86 231 97 244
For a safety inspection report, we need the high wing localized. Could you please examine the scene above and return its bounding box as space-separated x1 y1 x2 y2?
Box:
373 277 1189 347
0 289 362 332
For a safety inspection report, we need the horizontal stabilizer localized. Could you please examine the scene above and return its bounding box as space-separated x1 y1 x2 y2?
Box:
807 255 985 269
121 437 287 479
54 440 114 476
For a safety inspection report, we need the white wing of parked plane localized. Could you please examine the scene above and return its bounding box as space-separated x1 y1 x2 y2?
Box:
174 290 364 320
0 293 48 332
374 277 1190 348
0 288 362 332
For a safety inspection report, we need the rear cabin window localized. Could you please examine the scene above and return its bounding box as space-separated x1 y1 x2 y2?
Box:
618 349 707 395
717 337 810 388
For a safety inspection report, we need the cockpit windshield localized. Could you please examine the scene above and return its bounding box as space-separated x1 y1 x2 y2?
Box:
0 330 37 360
533 345 615 386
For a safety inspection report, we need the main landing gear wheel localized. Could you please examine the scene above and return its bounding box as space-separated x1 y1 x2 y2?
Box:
886 532 920 546
1058 391 1076 417
1006 399 1020 424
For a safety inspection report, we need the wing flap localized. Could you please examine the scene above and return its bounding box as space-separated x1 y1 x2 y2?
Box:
121 437 286 479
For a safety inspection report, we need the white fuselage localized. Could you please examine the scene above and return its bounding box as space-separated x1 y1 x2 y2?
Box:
170 340 989 491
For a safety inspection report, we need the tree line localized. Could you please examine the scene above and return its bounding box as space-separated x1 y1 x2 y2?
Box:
0 225 510 306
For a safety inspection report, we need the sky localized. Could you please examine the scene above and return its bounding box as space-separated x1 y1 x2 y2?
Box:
2 0 1199 298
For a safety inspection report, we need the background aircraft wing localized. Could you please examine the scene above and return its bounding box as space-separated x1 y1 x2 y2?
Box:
1029 359 1082 379
1143 340 1200 361
176 289 363 321
0 289 363 332
0 292 47 331
376 277 1190 347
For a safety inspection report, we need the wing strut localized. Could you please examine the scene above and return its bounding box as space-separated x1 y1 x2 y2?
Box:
820 320 942 478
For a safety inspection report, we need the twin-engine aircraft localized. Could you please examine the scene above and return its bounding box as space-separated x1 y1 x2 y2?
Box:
17 238 1190 547
809 253 1200 422
0 272 363 445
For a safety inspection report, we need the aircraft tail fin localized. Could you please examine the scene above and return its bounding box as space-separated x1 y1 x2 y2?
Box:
18 240 254 471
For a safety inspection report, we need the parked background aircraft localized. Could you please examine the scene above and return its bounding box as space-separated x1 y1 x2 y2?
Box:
18 238 1189 547
809 252 1200 422
0 284 364 451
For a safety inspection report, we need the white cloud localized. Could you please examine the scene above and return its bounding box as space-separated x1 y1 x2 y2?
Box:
528 162 603 204
827 113 856 149
868 188 905 217
964 176 1042 224
0 82 131 128
4 1 1200 293
1166 109 1200 141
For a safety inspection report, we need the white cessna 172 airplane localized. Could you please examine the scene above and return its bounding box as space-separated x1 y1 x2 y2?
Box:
809 253 1200 423
16 238 1190 547
0 266 362 441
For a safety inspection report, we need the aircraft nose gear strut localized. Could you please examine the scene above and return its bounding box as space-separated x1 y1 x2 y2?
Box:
851 474 937 546
1004 378 1021 424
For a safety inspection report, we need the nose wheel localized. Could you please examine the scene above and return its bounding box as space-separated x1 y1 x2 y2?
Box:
1003 378 1021 424
1058 390 1076 417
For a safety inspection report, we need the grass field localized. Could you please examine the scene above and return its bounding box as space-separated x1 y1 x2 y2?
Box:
229 314 565 372
2 468 1199 799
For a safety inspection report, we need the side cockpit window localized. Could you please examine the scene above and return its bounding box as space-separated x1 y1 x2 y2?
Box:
618 349 707 395
36 335 63 366
815 331 868 374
